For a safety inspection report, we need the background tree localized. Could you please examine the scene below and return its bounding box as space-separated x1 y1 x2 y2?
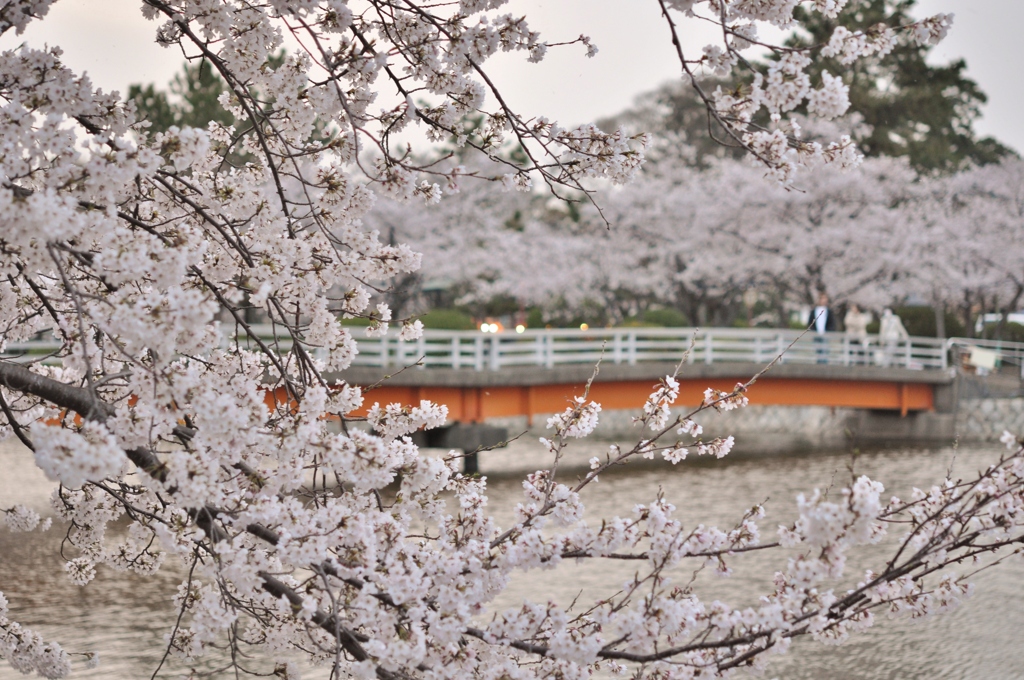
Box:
128 60 237 134
906 160 1024 337
604 0 1013 173
597 78 747 168
372 155 1024 334
787 0 1014 172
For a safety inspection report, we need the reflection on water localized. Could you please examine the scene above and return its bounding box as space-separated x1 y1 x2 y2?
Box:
2 437 1023 679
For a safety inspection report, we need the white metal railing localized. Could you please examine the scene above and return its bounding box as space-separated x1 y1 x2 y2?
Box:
200 325 958 371
9 325 1024 373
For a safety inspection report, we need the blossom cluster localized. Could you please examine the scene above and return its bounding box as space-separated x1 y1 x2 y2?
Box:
3 505 49 533
636 375 680 430
0 592 71 679
366 399 449 441
547 396 603 439
702 384 750 412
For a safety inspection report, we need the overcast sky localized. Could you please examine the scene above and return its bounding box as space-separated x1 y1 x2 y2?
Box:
2 0 1020 153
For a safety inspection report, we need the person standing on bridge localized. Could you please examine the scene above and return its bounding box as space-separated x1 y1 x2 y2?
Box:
844 303 872 365
813 292 837 364
879 308 910 367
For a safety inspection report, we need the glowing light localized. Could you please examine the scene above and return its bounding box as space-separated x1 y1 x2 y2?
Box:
479 323 490 333
515 324 525 333
580 323 589 331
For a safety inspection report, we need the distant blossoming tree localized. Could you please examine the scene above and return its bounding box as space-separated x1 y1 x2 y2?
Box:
3 1 1024 679
371 154 1024 330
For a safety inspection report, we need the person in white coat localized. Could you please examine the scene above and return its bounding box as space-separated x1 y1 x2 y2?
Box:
879 308 909 366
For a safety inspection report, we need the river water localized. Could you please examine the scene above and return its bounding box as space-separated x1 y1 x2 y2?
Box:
2 436 1023 679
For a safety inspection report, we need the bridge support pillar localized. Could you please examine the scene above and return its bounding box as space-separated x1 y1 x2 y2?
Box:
411 423 509 474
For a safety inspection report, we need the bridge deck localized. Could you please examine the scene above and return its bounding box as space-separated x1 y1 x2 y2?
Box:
333 363 952 423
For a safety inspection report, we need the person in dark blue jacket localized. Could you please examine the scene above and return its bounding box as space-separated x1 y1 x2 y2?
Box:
813 292 836 363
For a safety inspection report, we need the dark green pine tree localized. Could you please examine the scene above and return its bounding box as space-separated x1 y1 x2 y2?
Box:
128 53 313 168
166 59 237 131
787 0 1013 172
124 82 177 133
604 0 1013 172
128 60 236 135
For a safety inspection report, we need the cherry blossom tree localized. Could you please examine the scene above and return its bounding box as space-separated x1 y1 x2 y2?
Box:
377 152 1024 332
4 2 1024 680
687 156 921 310
903 160 1024 337
369 172 675 325
372 155 921 327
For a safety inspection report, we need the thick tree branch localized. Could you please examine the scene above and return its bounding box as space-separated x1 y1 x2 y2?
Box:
0 360 113 422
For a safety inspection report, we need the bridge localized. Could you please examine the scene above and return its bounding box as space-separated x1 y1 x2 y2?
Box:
326 326 1024 421
6 326 1023 471
324 327 1024 469
7 325 1023 425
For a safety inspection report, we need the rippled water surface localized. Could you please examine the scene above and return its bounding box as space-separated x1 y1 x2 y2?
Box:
2 437 1023 679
